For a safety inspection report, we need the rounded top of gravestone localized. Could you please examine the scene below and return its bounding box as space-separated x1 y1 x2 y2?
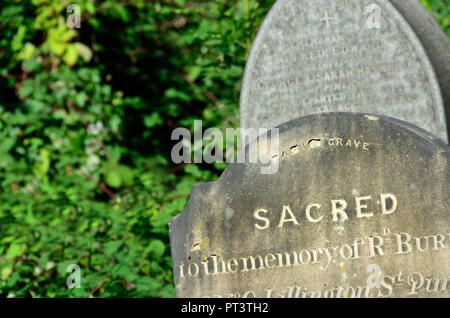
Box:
240 0 448 143
170 112 449 298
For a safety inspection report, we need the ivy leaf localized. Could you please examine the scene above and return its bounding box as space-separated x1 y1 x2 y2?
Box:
74 42 93 63
18 80 34 99
17 42 35 60
32 149 51 179
6 243 27 260
136 276 160 294
111 264 132 279
75 91 88 107
103 162 134 188
105 169 122 188
107 145 122 164
147 240 165 259
118 165 134 186
104 240 123 257
184 164 202 178
186 65 202 81
57 260 77 276
63 45 79 67
143 112 163 128
1 266 13 281
11 25 27 51
420 0 432 12
48 40 66 56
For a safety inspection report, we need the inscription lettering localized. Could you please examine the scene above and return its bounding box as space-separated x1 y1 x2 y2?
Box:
178 229 450 282
203 271 450 298
254 192 397 229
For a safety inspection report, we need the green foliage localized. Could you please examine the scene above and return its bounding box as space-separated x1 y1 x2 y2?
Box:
0 0 447 298
0 0 277 298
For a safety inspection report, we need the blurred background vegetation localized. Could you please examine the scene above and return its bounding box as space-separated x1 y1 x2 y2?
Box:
0 0 448 298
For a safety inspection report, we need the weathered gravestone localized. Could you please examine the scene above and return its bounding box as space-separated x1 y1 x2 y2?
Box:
240 0 448 143
389 0 450 135
169 112 449 298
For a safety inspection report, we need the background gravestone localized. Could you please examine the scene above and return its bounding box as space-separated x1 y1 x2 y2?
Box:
170 113 449 298
239 0 448 143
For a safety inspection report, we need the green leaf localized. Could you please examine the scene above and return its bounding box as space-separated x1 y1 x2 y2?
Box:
63 45 79 66
143 112 163 128
48 40 66 55
136 276 160 294
25 204 38 225
162 284 176 298
164 88 191 102
104 241 123 257
57 260 77 276
75 91 88 107
186 65 202 81
118 165 134 186
147 240 165 259
6 272 20 288
22 57 41 72
111 264 132 279
184 164 202 178
32 149 51 179
11 25 26 51
105 168 122 188
6 243 26 260
419 0 432 12
0 137 16 153
18 80 34 99
107 145 121 164
17 42 35 60
1 266 13 281
85 2 96 14
74 42 93 62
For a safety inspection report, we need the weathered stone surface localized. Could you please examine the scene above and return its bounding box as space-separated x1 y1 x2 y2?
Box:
240 0 448 143
169 113 450 298
390 0 450 138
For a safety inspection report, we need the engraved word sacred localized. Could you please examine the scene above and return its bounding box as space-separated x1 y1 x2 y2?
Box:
254 193 397 230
